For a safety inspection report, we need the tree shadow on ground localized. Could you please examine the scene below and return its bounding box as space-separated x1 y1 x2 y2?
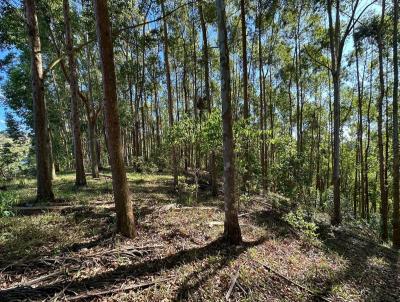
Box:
308 224 400 301
0 208 115 269
128 177 223 209
248 207 300 240
0 237 266 301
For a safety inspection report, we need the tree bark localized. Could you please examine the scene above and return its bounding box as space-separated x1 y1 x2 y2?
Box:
63 0 86 187
355 42 364 218
258 0 266 190
161 0 178 189
240 0 250 190
216 0 242 245
392 0 400 248
378 0 388 240
84 26 100 178
94 0 135 238
327 0 341 225
24 0 54 202
199 3 217 196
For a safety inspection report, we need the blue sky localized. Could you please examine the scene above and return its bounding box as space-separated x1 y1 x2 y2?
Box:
0 49 8 131
0 0 382 133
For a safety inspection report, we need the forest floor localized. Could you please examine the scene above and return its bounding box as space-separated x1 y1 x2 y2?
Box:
0 172 399 301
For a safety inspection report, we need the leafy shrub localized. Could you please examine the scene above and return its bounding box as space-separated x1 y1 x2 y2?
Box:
284 208 318 241
0 191 18 217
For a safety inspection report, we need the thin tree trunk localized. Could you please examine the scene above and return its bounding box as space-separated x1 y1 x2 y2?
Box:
378 0 388 240
327 0 341 225
47 126 56 180
94 0 135 238
216 0 242 245
240 0 250 190
63 0 86 187
258 0 266 190
199 3 217 196
392 0 400 248
365 76 372 215
355 42 364 218
84 26 100 178
161 0 178 189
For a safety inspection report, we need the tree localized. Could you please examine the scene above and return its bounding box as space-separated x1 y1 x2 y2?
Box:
5 112 24 142
216 0 242 245
326 0 366 225
199 3 217 196
378 0 388 241
63 0 86 187
24 0 54 202
161 0 178 190
392 0 400 249
240 0 250 191
94 0 135 238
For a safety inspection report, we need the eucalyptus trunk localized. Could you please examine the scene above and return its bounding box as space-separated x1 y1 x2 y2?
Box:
216 0 242 245
94 0 135 238
392 0 400 248
24 0 54 202
161 0 178 189
63 0 86 187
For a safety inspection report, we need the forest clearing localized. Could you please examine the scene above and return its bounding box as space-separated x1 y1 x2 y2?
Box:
0 172 398 301
1 0 400 300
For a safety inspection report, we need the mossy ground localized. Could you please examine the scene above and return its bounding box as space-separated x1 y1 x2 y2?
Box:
0 172 398 301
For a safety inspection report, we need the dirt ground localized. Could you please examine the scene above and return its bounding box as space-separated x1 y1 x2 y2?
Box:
0 173 399 301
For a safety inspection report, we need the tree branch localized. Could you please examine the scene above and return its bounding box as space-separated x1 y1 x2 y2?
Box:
43 0 199 78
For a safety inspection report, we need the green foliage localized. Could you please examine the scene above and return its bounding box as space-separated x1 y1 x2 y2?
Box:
165 115 196 147
164 110 223 158
0 133 31 180
284 207 318 241
0 191 18 217
197 110 222 155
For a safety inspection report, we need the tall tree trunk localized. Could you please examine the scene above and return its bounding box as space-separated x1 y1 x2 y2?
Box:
392 0 400 248
161 0 178 189
327 0 341 225
139 15 148 161
82 6 99 178
240 0 250 190
182 36 189 171
355 42 364 218
192 20 199 169
84 27 100 178
24 0 54 202
378 0 388 240
94 0 135 238
365 69 372 215
258 0 266 190
63 0 86 186
199 4 217 196
216 0 242 245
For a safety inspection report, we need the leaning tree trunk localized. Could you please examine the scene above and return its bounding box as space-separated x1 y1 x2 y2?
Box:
63 0 86 186
216 0 242 245
161 0 178 189
94 0 135 238
24 0 54 202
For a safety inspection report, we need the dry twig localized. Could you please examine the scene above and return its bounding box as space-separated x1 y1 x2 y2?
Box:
225 269 240 301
